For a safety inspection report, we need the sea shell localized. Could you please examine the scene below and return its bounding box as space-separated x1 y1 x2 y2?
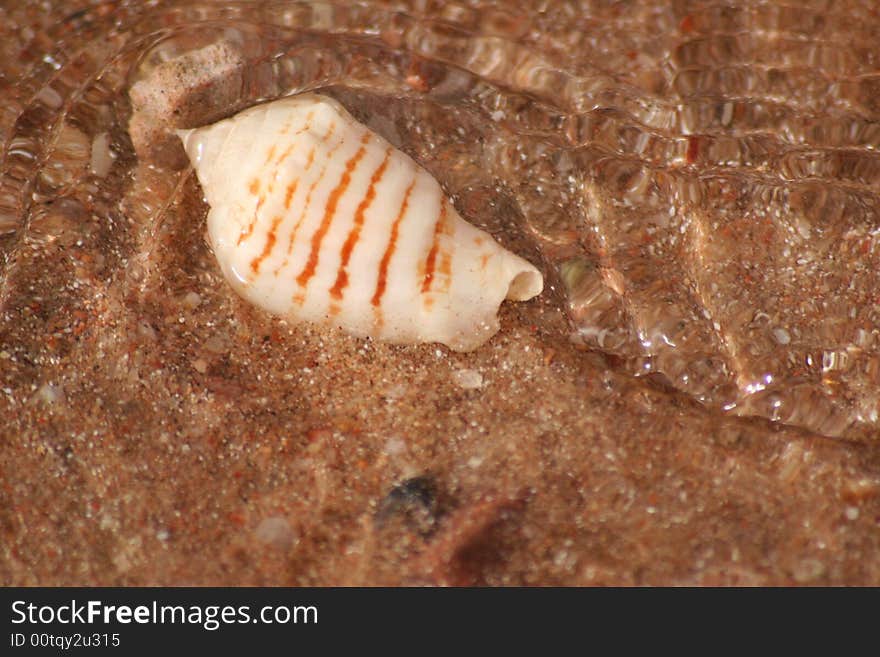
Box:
177 93 543 351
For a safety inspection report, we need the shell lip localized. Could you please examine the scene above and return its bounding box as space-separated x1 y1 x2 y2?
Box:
506 266 544 301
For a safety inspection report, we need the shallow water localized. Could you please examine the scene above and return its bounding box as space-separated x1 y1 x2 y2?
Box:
3 0 880 439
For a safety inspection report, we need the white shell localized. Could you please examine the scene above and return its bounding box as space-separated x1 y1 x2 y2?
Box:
178 93 543 351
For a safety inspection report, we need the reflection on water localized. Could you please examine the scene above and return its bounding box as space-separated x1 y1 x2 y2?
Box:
3 0 880 438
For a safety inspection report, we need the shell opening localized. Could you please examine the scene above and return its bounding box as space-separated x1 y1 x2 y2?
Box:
506 268 544 301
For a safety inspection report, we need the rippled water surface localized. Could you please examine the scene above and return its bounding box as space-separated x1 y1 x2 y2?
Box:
3 0 880 438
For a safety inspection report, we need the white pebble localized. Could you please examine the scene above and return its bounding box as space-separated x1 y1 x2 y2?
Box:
772 327 791 345
182 291 202 309
254 516 296 550
452 368 483 389
384 436 407 456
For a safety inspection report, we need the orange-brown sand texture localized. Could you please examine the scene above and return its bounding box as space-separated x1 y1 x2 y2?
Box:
2 0 880 585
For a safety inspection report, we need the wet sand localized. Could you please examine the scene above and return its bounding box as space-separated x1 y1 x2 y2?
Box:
2 0 880 585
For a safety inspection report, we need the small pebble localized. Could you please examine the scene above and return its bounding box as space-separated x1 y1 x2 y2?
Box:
375 475 439 535
792 558 826 583
384 436 407 456
254 516 296 550
452 368 483 389
202 334 229 354
182 291 202 309
772 327 791 345
33 382 65 405
192 359 208 373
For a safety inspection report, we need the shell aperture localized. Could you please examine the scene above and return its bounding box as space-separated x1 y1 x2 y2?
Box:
177 93 543 351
